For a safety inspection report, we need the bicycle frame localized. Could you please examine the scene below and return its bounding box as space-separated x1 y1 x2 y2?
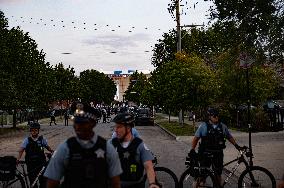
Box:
17 161 47 188
16 153 51 188
221 148 253 186
182 147 274 188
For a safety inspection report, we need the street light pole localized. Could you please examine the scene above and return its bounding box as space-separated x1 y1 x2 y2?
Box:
246 67 253 166
240 52 253 166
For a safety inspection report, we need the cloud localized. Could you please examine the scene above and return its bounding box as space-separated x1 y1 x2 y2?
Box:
0 0 27 4
83 33 151 49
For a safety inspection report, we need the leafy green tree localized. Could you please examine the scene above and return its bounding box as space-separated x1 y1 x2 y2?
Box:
79 70 116 105
50 63 79 108
215 50 281 106
267 0 284 59
150 52 219 115
151 23 242 68
0 11 50 127
210 0 283 59
124 71 149 105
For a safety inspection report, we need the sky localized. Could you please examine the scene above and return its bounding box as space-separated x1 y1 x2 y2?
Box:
0 0 213 75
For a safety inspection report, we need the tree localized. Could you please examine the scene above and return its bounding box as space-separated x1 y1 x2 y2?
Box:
124 71 149 105
210 0 282 59
215 49 281 106
0 11 49 127
150 52 219 116
79 70 116 105
50 63 79 107
151 23 242 69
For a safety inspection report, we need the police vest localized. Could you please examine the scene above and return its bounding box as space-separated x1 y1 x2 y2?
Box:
112 137 144 182
63 136 108 188
25 136 46 163
199 122 226 152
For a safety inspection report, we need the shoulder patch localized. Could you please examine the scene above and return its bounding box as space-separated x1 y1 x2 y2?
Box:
143 143 150 151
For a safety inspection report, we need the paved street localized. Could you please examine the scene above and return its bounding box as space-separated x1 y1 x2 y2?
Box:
158 113 284 184
0 117 283 187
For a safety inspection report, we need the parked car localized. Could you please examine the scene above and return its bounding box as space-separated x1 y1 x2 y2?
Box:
263 100 282 109
135 108 154 126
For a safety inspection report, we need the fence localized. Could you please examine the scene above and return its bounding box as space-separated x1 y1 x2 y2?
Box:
0 114 13 127
265 107 284 131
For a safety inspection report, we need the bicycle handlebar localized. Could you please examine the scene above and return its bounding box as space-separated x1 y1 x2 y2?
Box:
17 152 52 165
238 146 253 158
18 160 26 165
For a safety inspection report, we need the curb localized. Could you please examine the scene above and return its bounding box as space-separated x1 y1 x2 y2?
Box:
154 122 178 140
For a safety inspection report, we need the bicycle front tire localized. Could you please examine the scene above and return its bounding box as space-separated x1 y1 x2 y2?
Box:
0 173 26 188
145 166 178 188
238 166 276 188
179 168 217 188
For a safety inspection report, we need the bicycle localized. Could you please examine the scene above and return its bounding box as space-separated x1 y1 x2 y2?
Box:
0 153 52 188
179 146 276 188
144 155 179 188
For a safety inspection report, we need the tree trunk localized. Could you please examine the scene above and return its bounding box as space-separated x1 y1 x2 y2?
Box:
182 109 184 126
13 109 17 128
168 110 171 123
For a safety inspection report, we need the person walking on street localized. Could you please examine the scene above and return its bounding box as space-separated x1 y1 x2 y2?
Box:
190 107 242 187
49 109 57 126
17 122 54 188
44 102 122 188
102 108 107 123
64 109 69 126
110 113 159 188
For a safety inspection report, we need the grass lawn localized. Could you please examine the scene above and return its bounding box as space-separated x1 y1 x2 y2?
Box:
154 114 196 136
0 117 61 136
0 125 27 136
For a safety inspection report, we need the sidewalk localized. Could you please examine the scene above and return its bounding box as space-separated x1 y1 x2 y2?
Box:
155 113 284 183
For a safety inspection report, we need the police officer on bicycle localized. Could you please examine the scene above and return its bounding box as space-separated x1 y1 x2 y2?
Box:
190 107 242 186
44 102 122 188
17 122 53 188
110 113 159 188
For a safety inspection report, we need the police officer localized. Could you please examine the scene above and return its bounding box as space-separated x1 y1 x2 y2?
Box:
17 122 53 188
190 107 242 186
44 102 122 188
110 113 159 188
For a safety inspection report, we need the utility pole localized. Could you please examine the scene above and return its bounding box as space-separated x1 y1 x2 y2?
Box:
176 0 181 52
175 0 183 126
168 0 204 126
174 0 203 126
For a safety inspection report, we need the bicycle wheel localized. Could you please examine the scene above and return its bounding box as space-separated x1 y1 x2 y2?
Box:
0 173 26 188
238 166 276 188
145 166 178 188
179 168 217 188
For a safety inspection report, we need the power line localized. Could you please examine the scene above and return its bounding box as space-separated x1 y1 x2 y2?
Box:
10 15 166 33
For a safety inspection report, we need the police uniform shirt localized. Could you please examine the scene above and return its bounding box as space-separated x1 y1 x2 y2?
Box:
108 139 153 165
195 122 232 139
44 134 122 181
21 136 48 149
108 138 154 185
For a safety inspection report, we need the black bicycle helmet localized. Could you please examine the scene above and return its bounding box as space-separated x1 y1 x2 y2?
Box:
207 107 219 116
112 113 135 127
29 122 40 129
